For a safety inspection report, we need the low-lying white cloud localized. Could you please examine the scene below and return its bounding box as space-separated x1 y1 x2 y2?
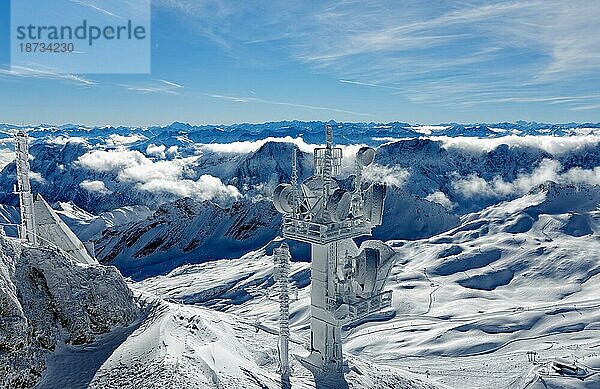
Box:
201 137 366 172
146 144 167 159
76 149 240 201
201 136 315 154
106 134 146 147
29 171 45 183
77 149 148 172
362 164 409 187
137 174 240 200
48 136 89 146
80 180 112 195
425 191 455 209
0 148 14 170
453 158 600 198
435 135 600 155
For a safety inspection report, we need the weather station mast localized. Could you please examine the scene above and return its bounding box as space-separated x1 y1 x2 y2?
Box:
273 125 397 374
14 130 38 245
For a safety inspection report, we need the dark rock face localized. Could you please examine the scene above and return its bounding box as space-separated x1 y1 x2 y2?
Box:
0 236 138 388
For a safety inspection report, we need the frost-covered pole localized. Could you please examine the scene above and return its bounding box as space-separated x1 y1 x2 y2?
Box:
291 147 299 217
14 131 38 245
322 125 333 201
274 243 291 376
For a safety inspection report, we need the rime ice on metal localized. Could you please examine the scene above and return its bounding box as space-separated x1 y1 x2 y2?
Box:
273 125 396 373
14 130 38 245
273 243 292 377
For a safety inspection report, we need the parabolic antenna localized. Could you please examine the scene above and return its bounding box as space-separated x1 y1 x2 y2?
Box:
356 147 376 167
363 183 386 226
273 184 295 214
327 189 352 222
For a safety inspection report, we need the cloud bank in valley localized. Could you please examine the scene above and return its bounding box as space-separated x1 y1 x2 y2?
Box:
453 158 600 198
436 135 600 155
80 180 112 195
76 149 240 201
363 164 410 188
425 191 455 209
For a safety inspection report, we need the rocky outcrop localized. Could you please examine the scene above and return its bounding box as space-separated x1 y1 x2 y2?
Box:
0 235 138 388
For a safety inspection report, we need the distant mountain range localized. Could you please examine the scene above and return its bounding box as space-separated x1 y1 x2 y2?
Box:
2 120 600 146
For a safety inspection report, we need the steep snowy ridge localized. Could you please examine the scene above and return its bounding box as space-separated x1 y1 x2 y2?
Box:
56 202 153 242
95 198 281 279
374 187 460 240
231 142 313 188
0 235 138 388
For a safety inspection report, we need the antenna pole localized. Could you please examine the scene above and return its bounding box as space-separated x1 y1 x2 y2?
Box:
323 125 333 201
274 243 291 377
14 131 38 245
291 147 299 217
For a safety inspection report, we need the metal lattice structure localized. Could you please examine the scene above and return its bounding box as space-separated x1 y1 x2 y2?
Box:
273 125 396 373
13 131 38 245
273 243 292 376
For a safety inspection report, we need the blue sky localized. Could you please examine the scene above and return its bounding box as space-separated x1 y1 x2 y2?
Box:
1 0 599 126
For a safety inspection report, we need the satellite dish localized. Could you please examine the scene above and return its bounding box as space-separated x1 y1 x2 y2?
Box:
327 189 351 222
273 184 294 214
363 183 386 225
356 147 375 167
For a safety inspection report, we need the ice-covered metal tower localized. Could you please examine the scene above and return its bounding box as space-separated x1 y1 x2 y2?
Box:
273 243 292 377
273 125 395 373
14 130 38 245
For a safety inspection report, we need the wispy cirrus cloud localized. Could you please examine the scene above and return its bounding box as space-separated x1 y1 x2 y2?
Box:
1 63 187 97
121 79 184 94
339 79 402 91
205 93 371 117
570 103 600 112
460 94 600 106
0 65 97 85
69 0 120 18
157 1 600 112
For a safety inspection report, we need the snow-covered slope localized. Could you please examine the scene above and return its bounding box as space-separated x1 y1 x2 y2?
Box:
368 182 600 388
0 235 138 388
131 182 600 388
71 299 441 389
0 204 20 236
56 201 153 242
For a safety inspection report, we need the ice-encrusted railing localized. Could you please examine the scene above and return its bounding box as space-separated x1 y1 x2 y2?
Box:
326 290 393 320
282 217 373 245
